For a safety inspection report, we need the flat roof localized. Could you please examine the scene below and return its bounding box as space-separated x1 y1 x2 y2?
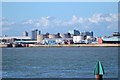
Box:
102 37 120 41
0 36 31 39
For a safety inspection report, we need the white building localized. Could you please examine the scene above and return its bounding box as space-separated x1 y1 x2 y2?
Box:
0 36 31 43
73 36 84 43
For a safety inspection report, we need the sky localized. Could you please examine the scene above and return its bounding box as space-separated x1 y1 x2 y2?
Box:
1 2 118 37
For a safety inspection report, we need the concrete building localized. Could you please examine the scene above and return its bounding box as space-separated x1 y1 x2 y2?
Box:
31 29 38 40
37 34 44 42
31 29 41 40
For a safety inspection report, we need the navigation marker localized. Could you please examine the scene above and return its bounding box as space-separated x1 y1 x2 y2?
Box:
94 61 104 80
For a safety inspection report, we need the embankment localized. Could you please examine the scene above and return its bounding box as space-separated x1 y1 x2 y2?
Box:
29 44 120 47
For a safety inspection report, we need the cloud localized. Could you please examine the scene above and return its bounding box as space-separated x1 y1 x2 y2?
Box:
23 16 56 28
88 13 117 23
1 17 15 27
72 15 78 23
23 13 118 27
37 17 49 27
22 13 118 34
78 17 88 23
2 13 118 36
0 17 15 32
23 19 34 24
73 13 116 27
2 21 15 26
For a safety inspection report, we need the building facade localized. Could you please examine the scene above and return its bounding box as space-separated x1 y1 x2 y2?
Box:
31 29 38 40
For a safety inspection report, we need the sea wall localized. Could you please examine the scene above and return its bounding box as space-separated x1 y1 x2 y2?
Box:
0 43 119 48
29 44 120 47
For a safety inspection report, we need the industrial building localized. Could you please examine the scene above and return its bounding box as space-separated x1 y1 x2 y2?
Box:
73 31 95 44
2 28 119 47
98 32 120 44
37 34 44 43
0 36 31 43
73 36 84 43
0 36 35 47
43 38 73 45
101 36 120 44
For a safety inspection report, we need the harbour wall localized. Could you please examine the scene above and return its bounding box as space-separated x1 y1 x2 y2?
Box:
29 44 120 47
0 43 120 48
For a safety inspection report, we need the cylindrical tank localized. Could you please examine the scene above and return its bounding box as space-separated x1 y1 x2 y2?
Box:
77 36 84 42
73 36 84 43
86 36 93 39
61 34 66 38
48 34 55 38
37 34 43 42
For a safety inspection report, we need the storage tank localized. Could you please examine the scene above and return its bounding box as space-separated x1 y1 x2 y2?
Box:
73 36 84 43
77 36 84 42
37 34 43 42
86 36 93 39
61 34 66 38
48 34 55 38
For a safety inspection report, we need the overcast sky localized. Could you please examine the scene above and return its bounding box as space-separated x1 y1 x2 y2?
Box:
1 2 118 37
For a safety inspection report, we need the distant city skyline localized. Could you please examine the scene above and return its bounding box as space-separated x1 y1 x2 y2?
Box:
2 2 118 37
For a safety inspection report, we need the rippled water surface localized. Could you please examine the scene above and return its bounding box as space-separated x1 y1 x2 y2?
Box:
2 47 118 78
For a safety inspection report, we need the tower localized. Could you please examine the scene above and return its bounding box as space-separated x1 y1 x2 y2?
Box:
31 29 38 40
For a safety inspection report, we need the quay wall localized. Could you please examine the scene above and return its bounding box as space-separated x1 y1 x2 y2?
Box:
29 44 120 47
0 43 120 48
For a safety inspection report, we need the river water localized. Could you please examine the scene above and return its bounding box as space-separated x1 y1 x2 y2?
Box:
2 47 118 78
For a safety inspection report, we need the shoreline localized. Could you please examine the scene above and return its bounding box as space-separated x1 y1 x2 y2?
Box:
0 43 120 48
29 44 120 47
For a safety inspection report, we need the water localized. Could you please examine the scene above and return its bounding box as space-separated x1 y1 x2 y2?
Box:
2 47 118 78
